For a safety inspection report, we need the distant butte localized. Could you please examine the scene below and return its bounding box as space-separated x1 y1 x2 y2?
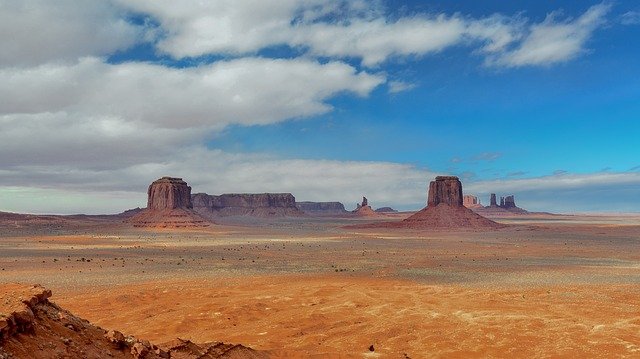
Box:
129 177 209 228
353 176 502 230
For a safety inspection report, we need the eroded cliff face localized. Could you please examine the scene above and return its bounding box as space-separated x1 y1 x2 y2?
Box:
192 193 303 218
147 177 193 210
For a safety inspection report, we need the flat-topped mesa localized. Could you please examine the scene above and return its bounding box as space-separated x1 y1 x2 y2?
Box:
147 177 192 210
296 201 348 216
427 176 463 207
192 193 304 218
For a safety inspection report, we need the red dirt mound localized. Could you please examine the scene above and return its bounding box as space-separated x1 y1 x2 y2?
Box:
128 208 210 228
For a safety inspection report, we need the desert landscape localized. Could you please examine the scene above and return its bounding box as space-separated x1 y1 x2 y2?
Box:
1 176 639 358
3 1 640 358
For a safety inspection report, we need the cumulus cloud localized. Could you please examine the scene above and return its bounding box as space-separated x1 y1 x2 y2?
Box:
490 3 611 67
115 0 609 68
0 0 145 67
0 57 384 129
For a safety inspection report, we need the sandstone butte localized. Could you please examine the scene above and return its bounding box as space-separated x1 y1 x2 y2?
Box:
129 177 209 228
0 283 264 359
354 176 502 230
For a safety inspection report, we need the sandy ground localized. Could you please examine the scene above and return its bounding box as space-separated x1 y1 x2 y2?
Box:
1 214 640 357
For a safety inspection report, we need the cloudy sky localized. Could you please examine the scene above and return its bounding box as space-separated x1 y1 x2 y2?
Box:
1 0 639 214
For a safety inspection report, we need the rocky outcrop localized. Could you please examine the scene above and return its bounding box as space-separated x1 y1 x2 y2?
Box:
193 193 304 218
463 195 482 209
129 177 209 228
147 177 193 210
0 284 264 359
296 202 348 216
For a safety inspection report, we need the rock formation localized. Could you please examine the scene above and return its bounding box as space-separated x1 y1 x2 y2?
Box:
375 207 398 213
427 176 463 207
473 193 529 216
296 202 348 216
0 284 265 359
147 177 193 210
352 196 377 217
129 177 209 228
503 195 516 209
193 193 304 218
355 176 501 230
489 193 498 207
463 195 483 209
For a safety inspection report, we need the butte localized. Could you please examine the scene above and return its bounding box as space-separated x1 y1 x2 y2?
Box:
355 176 502 230
129 177 209 228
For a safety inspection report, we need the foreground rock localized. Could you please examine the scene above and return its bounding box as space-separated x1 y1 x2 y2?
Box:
352 176 501 230
129 177 209 228
0 284 264 359
296 202 348 216
193 193 304 218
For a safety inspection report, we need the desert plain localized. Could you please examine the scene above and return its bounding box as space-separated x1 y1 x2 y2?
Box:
2 212 639 358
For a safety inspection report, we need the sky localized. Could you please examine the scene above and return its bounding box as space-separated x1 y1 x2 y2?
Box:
1 0 639 214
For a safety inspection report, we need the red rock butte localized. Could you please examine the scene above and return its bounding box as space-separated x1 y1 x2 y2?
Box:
147 177 192 210
353 176 502 230
401 176 501 229
129 177 208 228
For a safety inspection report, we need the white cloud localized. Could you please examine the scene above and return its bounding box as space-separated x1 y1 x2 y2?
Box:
0 0 144 67
116 1 608 68
620 11 640 25
115 0 525 66
0 57 384 129
491 3 610 67
388 80 416 94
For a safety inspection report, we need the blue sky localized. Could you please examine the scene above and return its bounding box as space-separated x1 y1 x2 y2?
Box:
0 0 639 214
